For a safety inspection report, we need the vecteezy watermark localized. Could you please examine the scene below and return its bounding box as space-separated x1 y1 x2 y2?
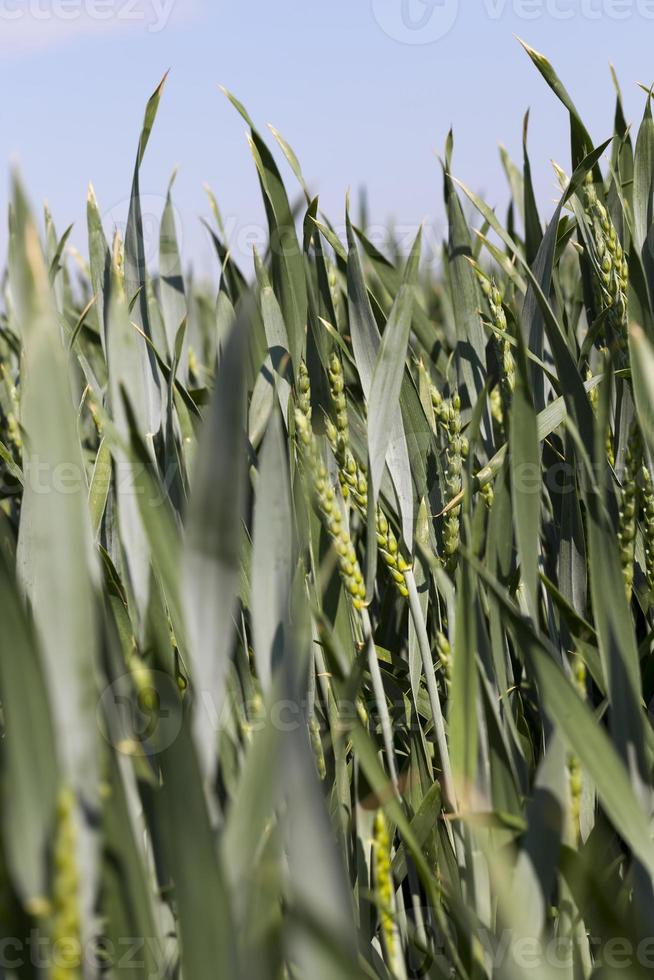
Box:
2 927 654 976
0 932 177 977
0 0 177 34
373 0 654 43
0 450 641 503
483 0 654 21
372 0 460 45
204 216 448 273
400 924 654 976
97 683 423 757
12 455 178 505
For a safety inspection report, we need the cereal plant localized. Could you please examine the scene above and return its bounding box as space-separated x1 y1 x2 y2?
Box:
3 41 654 980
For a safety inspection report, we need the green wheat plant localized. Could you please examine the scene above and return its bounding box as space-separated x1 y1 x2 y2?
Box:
4 39 654 980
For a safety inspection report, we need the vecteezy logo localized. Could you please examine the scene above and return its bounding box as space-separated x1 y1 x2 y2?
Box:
372 0 459 44
97 670 183 756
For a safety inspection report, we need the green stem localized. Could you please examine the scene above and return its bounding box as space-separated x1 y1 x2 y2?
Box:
404 568 457 814
361 607 400 793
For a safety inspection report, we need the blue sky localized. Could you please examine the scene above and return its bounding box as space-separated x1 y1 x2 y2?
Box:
2 0 654 277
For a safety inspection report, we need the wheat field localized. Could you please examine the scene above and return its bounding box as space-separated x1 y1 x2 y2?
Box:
1 40 654 980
